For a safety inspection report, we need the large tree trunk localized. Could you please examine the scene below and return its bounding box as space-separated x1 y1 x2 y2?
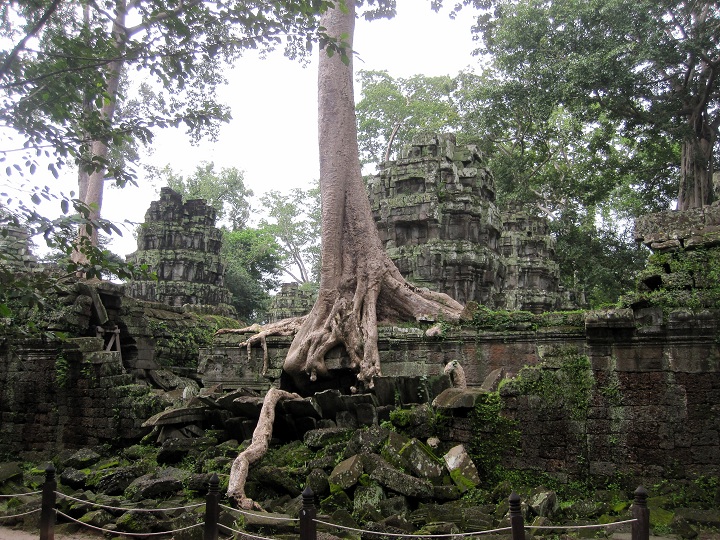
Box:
226 0 464 506
677 110 716 210
281 0 463 391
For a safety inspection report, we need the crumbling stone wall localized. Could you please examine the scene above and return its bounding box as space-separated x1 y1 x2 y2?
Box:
126 187 234 314
369 134 575 311
267 283 317 323
0 336 165 456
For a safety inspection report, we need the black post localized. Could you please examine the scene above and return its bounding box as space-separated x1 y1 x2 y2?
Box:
203 473 219 540
509 492 525 540
39 464 56 540
300 485 317 540
632 486 650 540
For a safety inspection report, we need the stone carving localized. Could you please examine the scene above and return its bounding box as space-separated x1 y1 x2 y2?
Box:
125 187 234 314
369 133 505 306
267 282 317 323
369 134 575 311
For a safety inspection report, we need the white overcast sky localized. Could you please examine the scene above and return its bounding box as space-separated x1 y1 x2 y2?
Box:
5 1 481 257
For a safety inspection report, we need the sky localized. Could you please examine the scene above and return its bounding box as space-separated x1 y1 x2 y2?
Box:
4 0 482 257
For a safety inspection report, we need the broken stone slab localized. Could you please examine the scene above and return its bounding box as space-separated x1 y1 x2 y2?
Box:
343 425 390 459
303 427 352 450
142 406 208 427
443 444 480 492
399 439 444 480
382 431 411 470
0 462 23 484
256 466 302 497
313 389 348 417
125 467 188 502
432 387 489 409
369 462 434 500
241 509 297 531
230 396 266 418
328 455 364 490
480 368 505 391
353 481 384 521
283 396 323 419
63 448 102 469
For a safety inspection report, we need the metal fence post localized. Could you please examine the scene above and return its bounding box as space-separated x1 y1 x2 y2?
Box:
300 485 317 540
203 473 219 540
632 486 650 540
39 464 56 540
509 491 525 540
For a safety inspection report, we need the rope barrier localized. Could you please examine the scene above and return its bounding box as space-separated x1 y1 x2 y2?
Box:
219 503 300 522
218 522 278 540
0 508 41 520
0 491 42 498
314 518 513 538
527 518 638 530
55 509 203 537
55 492 204 513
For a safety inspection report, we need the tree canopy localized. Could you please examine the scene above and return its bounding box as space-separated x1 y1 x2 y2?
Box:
462 0 720 210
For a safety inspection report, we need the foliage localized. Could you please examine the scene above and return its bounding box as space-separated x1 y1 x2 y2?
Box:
623 246 720 312
222 227 284 322
147 314 236 369
468 392 520 486
502 346 594 421
356 70 461 164
0 195 150 334
259 186 321 284
462 0 719 209
0 0 335 186
150 162 254 231
469 305 585 332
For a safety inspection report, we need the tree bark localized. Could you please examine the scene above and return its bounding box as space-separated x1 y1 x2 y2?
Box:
677 110 716 210
71 0 126 265
225 0 465 507
280 0 464 391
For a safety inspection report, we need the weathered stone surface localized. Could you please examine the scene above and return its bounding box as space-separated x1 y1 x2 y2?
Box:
303 428 351 450
306 468 330 498
370 462 433 499
125 187 234 313
125 467 188 501
443 445 480 492
115 510 160 533
399 439 444 480
0 462 23 484
142 407 208 427
432 387 489 409
353 481 384 521
60 467 88 490
64 448 102 469
328 455 364 490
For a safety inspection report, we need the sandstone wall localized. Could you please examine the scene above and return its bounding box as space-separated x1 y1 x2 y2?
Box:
0 337 164 456
199 307 720 485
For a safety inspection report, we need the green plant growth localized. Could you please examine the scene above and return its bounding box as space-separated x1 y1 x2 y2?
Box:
468 392 520 487
625 247 720 312
502 347 594 421
147 313 237 369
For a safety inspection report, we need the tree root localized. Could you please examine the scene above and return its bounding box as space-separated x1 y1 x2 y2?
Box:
226 387 300 509
216 317 306 376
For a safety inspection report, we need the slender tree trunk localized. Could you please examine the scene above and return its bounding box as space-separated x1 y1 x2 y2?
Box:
72 1 126 265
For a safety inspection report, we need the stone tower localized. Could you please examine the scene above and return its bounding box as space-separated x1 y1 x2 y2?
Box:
369 133 505 305
497 204 574 313
125 188 233 313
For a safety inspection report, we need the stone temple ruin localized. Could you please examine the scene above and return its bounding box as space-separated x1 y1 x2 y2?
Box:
1 134 719 493
125 187 234 315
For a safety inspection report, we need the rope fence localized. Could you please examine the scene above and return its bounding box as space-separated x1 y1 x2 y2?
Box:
6 464 651 540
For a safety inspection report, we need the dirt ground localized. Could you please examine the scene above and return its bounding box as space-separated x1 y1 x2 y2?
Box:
0 525 101 539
